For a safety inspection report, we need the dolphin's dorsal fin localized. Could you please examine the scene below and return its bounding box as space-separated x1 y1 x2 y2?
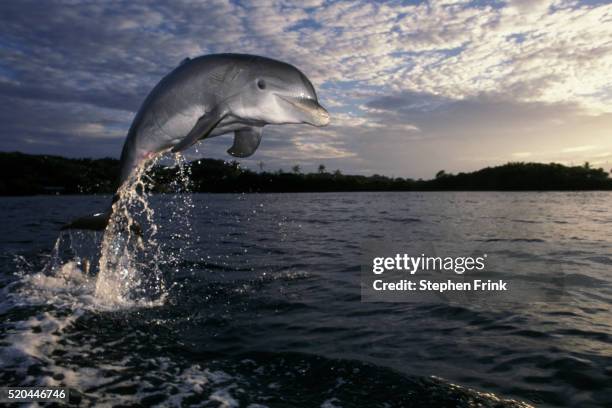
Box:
227 127 263 158
171 107 226 153
179 57 191 66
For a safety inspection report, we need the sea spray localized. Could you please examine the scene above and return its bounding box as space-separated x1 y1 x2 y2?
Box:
42 229 101 278
31 153 200 308
167 153 197 271
95 158 167 305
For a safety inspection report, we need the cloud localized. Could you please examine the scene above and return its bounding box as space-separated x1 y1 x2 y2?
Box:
512 152 533 158
561 145 597 153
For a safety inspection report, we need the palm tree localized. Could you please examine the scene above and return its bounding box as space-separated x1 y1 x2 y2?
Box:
292 165 301 174
318 164 326 174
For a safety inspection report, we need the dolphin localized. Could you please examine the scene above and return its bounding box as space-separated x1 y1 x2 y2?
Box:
63 53 330 231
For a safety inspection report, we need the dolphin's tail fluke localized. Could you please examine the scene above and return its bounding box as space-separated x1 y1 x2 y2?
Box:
61 210 111 231
61 193 119 231
61 192 143 235
61 208 143 236
61 140 146 234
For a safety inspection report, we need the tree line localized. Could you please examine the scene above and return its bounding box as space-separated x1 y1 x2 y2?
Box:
1 151 610 196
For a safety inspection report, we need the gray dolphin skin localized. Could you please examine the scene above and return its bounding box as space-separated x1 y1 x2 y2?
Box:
63 53 330 231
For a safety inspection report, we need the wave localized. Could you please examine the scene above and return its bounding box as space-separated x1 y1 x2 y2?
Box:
0 257 538 407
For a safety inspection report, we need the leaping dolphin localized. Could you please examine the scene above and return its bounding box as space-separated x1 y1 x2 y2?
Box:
63 53 330 231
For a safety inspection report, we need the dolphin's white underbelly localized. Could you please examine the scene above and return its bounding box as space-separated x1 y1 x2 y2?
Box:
152 108 248 146
157 105 206 142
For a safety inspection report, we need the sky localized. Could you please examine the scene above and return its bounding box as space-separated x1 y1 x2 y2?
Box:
1 0 611 179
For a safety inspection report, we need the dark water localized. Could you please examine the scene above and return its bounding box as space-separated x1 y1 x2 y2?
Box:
1 192 611 407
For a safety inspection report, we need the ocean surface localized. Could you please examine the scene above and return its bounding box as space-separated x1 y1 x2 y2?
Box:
0 192 611 407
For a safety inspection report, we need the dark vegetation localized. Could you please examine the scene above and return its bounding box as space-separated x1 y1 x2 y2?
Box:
1 151 611 196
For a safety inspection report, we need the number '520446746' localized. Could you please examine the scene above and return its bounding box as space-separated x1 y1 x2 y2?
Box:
1 387 68 402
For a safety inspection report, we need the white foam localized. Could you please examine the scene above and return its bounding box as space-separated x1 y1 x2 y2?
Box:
208 385 240 408
1 256 244 406
321 398 343 408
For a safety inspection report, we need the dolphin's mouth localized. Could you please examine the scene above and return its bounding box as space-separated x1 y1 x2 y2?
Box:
277 95 330 126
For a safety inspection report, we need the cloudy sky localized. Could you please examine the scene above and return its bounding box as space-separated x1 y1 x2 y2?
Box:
1 0 611 178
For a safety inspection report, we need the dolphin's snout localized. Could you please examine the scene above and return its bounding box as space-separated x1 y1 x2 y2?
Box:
315 106 330 127
305 99 330 127
278 94 330 127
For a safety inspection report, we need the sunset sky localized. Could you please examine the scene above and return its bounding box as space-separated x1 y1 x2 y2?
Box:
1 0 611 178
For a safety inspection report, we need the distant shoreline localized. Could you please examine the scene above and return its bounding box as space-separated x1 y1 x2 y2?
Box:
2 190 612 199
1 151 611 196
4 188 612 195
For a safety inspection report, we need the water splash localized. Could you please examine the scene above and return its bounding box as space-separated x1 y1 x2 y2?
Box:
43 229 101 277
29 152 200 309
95 158 166 306
167 153 197 265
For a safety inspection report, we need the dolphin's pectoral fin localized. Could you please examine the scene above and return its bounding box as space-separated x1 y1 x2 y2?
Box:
227 127 263 158
171 108 226 153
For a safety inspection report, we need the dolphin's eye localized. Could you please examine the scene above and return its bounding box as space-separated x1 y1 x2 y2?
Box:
257 79 266 90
